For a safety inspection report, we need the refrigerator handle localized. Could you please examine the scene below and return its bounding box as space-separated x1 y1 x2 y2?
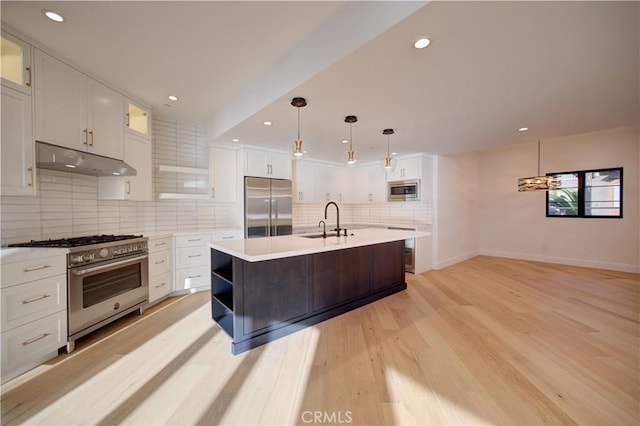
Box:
272 199 278 235
264 199 271 236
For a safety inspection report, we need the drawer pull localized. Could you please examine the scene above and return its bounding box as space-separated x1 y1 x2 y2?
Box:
155 242 166 246
22 294 51 304
154 282 166 289
187 274 201 279
23 264 52 272
187 238 202 242
154 260 166 265
22 333 50 346
187 254 201 258
222 236 233 239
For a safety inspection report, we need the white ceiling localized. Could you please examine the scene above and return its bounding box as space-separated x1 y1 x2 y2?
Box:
2 1 638 164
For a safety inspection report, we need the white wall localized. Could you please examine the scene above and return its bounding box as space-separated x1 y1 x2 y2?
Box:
478 126 639 273
433 152 480 269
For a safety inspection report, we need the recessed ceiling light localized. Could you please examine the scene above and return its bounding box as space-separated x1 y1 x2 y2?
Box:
43 10 65 23
168 95 178 101
112 172 120 176
64 164 76 168
341 139 349 144
414 38 431 49
263 121 272 126
232 138 239 142
518 127 529 132
391 152 397 156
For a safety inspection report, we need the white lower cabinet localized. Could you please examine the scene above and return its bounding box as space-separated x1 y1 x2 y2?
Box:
1 253 67 383
148 236 173 304
174 233 211 292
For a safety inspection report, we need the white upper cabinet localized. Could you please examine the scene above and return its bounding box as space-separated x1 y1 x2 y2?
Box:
209 147 237 202
386 156 423 182
1 86 35 196
244 148 291 180
354 164 386 203
98 133 152 201
1 31 32 95
125 99 150 139
293 160 320 203
34 50 124 159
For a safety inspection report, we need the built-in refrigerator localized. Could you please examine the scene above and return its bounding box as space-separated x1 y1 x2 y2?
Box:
244 177 293 238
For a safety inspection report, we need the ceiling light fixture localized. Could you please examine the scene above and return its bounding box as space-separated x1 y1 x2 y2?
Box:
414 37 431 49
263 121 272 126
290 97 308 159
344 115 358 165
380 128 397 172
168 95 178 101
517 140 561 192
43 10 65 23
232 138 239 142
518 127 529 132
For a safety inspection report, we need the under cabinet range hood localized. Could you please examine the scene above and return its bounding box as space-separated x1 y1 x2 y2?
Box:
36 142 137 176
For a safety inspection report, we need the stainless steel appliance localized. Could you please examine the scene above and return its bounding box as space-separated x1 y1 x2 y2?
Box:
388 226 415 273
245 177 293 238
9 235 148 352
388 179 420 201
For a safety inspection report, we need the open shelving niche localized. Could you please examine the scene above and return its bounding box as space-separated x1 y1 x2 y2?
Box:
210 249 234 338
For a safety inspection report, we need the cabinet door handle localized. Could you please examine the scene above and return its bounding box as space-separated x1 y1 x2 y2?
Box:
125 112 130 127
22 294 51 304
154 260 166 265
27 166 34 187
187 274 201 279
25 66 32 87
187 238 201 242
188 254 201 258
22 333 50 346
83 129 89 146
23 264 52 272
89 130 94 146
154 282 166 289
126 180 131 194
211 186 215 198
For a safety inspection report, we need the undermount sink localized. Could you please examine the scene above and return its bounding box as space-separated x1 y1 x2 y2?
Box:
301 232 339 239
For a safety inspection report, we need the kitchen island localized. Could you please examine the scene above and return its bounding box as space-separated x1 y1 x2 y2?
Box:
208 228 429 354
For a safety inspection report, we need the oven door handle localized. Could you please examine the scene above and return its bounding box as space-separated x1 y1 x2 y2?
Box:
71 254 148 276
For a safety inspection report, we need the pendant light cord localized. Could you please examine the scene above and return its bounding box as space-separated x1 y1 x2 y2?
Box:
297 107 301 140
537 140 541 176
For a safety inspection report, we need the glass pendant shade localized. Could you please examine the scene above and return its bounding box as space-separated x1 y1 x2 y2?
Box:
517 140 561 192
290 97 309 159
344 115 358 166
380 128 397 172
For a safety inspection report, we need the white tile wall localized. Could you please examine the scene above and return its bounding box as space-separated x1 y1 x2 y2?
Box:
292 201 432 227
0 118 235 246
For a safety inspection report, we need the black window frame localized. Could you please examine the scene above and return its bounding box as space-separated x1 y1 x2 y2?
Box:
545 167 623 219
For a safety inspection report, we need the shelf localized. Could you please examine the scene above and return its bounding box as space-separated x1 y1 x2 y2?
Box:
213 312 234 338
212 267 233 284
157 164 209 175
213 292 233 311
158 193 209 200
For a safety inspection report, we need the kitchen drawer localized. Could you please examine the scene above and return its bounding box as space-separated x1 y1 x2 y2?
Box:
149 272 172 303
175 246 209 268
148 237 172 253
211 229 243 241
1 274 67 332
1 310 66 383
175 234 210 248
1 255 66 288
175 265 210 290
149 250 171 277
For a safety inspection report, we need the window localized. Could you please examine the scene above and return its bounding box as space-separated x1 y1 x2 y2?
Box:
546 168 622 218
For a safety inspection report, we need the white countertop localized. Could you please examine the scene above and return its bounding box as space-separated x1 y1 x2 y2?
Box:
208 228 430 262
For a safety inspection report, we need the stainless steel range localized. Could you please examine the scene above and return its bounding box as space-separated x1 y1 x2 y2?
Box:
10 235 149 352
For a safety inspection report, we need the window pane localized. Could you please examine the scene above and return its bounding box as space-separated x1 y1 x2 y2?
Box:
547 173 578 216
585 170 621 217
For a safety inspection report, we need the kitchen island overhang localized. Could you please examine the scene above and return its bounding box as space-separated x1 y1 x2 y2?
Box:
208 228 430 354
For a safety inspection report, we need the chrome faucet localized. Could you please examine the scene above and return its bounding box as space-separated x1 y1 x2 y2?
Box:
324 201 341 236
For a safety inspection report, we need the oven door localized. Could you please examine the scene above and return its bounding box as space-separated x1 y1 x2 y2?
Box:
68 253 148 337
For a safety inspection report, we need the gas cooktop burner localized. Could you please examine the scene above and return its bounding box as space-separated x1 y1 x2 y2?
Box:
8 234 143 248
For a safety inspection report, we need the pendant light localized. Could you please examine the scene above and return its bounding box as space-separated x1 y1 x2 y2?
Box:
380 128 397 172
344 115 357 165
517 140 561 192
291 97 308 159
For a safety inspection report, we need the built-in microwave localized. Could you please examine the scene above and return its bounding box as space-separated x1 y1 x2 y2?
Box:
388 179 420 201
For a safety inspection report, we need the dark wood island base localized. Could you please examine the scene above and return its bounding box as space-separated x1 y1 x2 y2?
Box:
210 240 405 354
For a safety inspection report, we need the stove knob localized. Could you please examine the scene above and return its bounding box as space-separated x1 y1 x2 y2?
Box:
99 248 109 258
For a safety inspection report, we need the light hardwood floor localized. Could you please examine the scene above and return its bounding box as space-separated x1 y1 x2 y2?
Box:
1 256 638 425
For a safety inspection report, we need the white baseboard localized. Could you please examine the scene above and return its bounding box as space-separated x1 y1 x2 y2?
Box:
479 249 640 274
434 250 480 270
